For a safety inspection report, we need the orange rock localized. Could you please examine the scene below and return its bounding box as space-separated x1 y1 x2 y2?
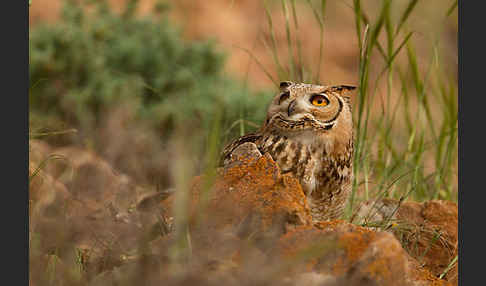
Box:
397 200 458 285
164 153 313 237
351 199 458 285
29 139 457 285
275 220 452 286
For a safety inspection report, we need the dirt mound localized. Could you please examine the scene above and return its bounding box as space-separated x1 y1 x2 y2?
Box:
29 141 167 278
277 221 450 286
162 147 455 285
352 199 458 285
161 151 312 236
29 140 456 285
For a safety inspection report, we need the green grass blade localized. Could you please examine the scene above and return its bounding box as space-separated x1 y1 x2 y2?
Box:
446 0 458 17
395 0 419 36
263 0 285 79
234 44 278 87
353 0 362 51
281 0 296 81
378 31 414 77
29 154 68 181
439 255 458 279
290 0 305 81
306 0 326 83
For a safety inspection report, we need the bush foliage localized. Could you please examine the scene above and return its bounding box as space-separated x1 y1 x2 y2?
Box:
29 0 271 142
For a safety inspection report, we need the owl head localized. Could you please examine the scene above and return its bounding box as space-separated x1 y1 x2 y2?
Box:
262 81 356 135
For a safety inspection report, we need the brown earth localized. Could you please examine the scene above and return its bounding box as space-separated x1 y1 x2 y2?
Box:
29 139 456 285
396 200 458 285
29 140 170 277
182 153 455 285
277 222 451 286
352 198 459 285
162 151 312 237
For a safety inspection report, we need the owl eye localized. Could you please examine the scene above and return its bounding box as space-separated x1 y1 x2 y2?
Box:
310 94 329 106
279 91 290 104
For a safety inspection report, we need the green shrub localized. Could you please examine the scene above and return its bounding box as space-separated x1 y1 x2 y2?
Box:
29 0 271 143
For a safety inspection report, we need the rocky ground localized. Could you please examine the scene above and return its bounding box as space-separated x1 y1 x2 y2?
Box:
29 139 457 286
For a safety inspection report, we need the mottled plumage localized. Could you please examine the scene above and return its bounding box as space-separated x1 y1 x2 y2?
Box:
221 81 355 221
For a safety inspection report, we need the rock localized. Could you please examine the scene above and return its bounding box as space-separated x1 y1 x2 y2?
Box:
275 220 451 286
29 160 72 225
163 153 313 239
29 141 173 276
29 140 456 285
160 155 453 285
350 198 400 228
352 199 458 285
222 141 262 170
288 272 337 286
396 200 458 285
29 139 52 167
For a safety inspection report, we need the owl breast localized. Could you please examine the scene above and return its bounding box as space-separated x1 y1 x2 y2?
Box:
256 132 353 221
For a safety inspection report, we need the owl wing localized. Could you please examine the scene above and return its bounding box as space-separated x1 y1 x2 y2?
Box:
219 133 263 167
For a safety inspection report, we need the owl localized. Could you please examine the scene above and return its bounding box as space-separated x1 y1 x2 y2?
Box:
221 81 355 221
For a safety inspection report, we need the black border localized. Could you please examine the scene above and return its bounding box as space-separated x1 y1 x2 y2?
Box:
4 0 29 285
459 1 483 285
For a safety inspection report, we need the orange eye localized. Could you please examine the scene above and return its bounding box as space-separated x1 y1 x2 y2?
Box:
310 94 329 106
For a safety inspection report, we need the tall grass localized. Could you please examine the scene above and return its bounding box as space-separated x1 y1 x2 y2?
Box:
254 0 457 219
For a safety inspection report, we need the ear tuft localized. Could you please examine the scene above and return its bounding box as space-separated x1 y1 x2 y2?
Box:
329 85 356 97
279 81 293 91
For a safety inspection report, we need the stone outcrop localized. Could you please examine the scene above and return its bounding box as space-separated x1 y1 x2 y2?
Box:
352 199 458 285
29 140 457 285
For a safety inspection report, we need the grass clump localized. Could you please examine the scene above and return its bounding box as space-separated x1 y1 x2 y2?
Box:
257 0 457 214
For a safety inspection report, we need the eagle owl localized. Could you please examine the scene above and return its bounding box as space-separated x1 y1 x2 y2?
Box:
221 81 355 221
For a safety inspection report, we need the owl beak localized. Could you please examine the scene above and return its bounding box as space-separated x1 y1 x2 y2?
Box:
288 100 297 116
